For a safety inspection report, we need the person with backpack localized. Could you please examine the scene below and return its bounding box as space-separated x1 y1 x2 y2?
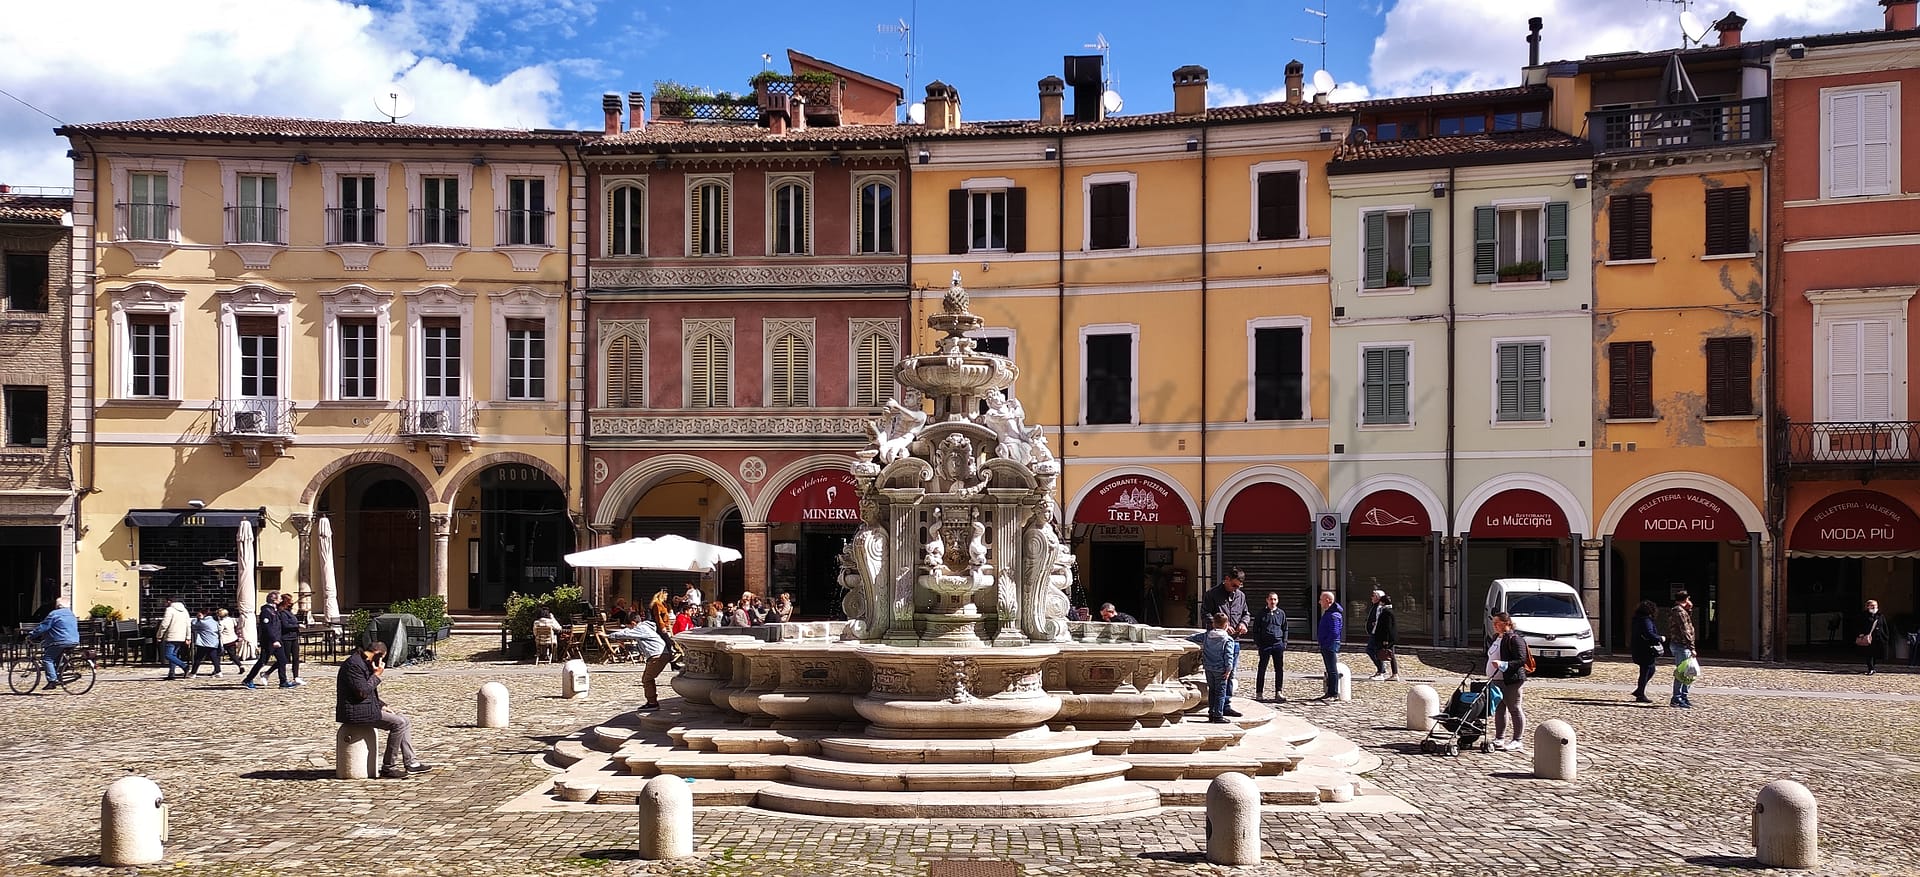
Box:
1485 611 1530 751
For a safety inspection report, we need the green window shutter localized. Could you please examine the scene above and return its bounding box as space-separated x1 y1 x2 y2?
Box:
1385 348 1409 421
1363 212 1387 289
1409 209 1433 286
1545 201 1570 280
1472 206 1497 283
1363 349 1386 422
1497 344 1521 418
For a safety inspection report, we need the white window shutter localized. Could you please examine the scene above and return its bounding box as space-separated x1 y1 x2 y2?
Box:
1828 93 1863 197
1861 91 1894 197
1828 320 1861 421
1861 319 1894 421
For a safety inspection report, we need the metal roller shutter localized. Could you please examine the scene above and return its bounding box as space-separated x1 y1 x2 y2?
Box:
1218 533 1313 641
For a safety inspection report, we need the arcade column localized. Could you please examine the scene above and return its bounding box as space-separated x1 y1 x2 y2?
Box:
745 523 770 597
429 513 452 600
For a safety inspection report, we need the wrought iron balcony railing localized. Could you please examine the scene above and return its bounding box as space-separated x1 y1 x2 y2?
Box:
402 397 477 437
214 397 296 438
409 207 468 246
114 202 176 241
1780 421 1920 466
496 208 554 247
224 205 288 245
1587 97 1770 155
325 207 385 245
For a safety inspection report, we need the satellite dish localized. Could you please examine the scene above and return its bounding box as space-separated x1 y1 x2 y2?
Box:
1679 10 1709 45
1102 89 1124 114
1312 69 1337 95
374 86 415 123
907 102 926 124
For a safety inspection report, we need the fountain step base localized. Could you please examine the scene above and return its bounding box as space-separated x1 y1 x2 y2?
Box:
818 734 1098 764
785 753 1132 792
754 776 1162 819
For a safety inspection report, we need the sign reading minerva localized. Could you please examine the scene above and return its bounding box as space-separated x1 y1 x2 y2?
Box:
1790 490 1920 553
766 469 860 524
1614 488 1746 541
1075 475 1191 527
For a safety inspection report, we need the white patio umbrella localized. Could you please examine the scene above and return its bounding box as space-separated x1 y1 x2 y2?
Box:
235 520 258 659
564 534 743 572
316 516 341 621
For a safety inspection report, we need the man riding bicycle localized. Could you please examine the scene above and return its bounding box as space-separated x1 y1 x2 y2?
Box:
30 596 80 690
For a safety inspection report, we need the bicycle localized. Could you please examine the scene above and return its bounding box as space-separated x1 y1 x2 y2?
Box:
7 643 97 695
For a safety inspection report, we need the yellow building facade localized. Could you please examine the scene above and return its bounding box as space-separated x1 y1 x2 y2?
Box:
908 67 1348 628
61 117 584 620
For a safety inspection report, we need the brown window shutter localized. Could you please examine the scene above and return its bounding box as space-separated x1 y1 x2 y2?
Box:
235 315 277 337
1704 187 1749 256
1609 194 1651 261
1630 341 1653 418
948 189 967 254
1631 195 1652 260
423 316 459 331
1727 336 1753 415
1706 338 1729 414
1608 343 1633 418
1005 187 1027 253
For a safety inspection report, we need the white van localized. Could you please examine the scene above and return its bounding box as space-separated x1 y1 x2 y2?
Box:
1485 578 1595 676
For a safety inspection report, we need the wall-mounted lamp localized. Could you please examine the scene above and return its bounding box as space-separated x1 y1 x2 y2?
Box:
1573 173 1589 189
918 149 931 164
1043 145 1058 160
1787 42 1806 60
293 153 311 165
187 498 206 509
1185 136 1200 152
1431 181 1448 199
471 156 488 167
1319 127 1333 142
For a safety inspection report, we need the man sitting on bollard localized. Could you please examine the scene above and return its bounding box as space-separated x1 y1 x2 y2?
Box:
337 641 433 779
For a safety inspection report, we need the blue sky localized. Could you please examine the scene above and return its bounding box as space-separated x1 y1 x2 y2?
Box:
0 0 1892 187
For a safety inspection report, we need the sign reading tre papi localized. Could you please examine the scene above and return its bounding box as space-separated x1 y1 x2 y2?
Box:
1076 475 1191 527
767 469 861 524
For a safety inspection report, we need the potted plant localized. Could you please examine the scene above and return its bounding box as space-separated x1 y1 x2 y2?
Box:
1384 268 1409 287
504 584 584 659
1497 260 1543 283
88 603 123 622
389 595 451 641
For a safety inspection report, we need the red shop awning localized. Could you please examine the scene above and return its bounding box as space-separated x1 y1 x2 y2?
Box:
766 468 860 524
1613 488 1747 541
1075 473 1193 527
1347 489 1432 537
1220 482 1309 534
1469 489 1570 539
1790 490 1920 557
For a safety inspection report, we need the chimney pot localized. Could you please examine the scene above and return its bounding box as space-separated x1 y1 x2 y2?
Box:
1714 11 1748 46
628 91 646 132
791 94 807 132
1172 65 1209 119
1527 17 1544 67
1038 76 1066 127
602 92 622 136
1284 60 1305 105
924 81 961 132
1885 0 1918 32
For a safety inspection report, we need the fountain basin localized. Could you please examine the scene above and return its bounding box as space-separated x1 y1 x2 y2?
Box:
854 643 1061 737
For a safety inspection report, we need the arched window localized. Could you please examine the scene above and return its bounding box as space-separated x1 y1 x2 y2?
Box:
605 182 645 256
767 328 812 406
688 178 730 256
856 177 895 254
601 321 647 407
851 326 896 407
685 321 733 407
771 179 810 255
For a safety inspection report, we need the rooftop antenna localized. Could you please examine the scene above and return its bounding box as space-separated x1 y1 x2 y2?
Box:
878 2 917 123
1295 1 1329 72
1085 32 1123 114
373 86 414 124
1649 0 1711 47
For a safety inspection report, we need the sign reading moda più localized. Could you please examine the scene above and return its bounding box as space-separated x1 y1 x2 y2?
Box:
766 469 861 524
1470 489 1570 539
1790 489 1920 554
1614 488 1746 541
1076 475 1191 527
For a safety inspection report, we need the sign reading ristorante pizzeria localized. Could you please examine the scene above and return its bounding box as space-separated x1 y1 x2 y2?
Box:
1075 475 1191 527
1614 488 1746 541
766 469 860 524
1470 488 1570 539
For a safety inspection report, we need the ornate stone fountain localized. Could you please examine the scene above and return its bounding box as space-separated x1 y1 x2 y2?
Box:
531 274 1390 819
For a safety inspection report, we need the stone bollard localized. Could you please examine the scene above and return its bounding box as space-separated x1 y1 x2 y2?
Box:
1753 780 1819 869
561 658 590 699
100 775 168 867
1204 772 1262 866
1532 719 1577 780
1406 684 1439 731
335 724 379 779
477 681 510 728
637 774 694 860
1334 663 1352 702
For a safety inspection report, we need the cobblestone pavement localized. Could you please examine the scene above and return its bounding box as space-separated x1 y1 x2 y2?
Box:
1 639 1916 877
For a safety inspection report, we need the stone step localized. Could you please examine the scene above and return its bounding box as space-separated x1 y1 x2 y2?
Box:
588 776 768 807
1293 732 1364 768
549 739 593 768
783 754 1131 793
816 734 1098 765
752 776 1162 819
1140 777 1324 806
588 724 639 752
1119 753 1265 781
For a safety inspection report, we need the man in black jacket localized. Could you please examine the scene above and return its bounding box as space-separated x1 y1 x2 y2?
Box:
1252 591 1288 702
1365 589 1400 681
337 641 431 779
242 592 291 690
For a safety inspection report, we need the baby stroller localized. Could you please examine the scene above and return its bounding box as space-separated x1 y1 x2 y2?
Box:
1418 673 1502 756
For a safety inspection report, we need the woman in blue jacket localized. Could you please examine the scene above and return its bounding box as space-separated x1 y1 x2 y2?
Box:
1629 600 1664 703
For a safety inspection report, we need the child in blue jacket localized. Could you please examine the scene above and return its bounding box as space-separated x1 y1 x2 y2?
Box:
1189 612 1241 723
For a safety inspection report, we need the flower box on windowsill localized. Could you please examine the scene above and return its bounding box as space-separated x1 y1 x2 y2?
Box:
1496 261 1543 284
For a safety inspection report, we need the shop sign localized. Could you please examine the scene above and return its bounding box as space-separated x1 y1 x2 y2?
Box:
767 469 861 524
1790 490 1920 553
1314 513 1343 549
1088 525 1145 542
1470 489 1569 539
1614 488 1746 541
1347 490 1432 537
1075 475 1191 526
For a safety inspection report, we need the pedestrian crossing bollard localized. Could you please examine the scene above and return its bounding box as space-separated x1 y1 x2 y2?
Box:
1334 663 1352 702
637 774 694 859
1753 780 1819 869
1204 772 1262 865
335 724 378 779
1532 719 1576 780
100 775 167 867
562 658 590 699
478 681 510 728
1406 684 1439 731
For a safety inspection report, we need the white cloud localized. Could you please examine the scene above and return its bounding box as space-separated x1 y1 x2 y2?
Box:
1369 0 1884 98
1209 79 1369 108
0 0 565 189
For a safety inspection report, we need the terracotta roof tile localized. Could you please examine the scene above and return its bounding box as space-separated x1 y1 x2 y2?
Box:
57 114 580 143
1329 129 1591 171
1342 84 1550 110
0 194 70 225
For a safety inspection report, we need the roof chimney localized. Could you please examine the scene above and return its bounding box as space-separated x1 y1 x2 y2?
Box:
1064 54 1105 122
1039 76 1066 126
1527 17 1544 67
602 93 622 136
1887 0 1918 31
790 94 808 132
1714 12 1747 46
1172 65 1208 119
924 81 961 132
1284 60 1305 104
628 91 646 132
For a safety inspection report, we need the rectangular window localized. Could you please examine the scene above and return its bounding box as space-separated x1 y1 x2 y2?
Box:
128 171 168 241
1475 202 1568 283
970 190 1008 252
1252 326 1304 421
4 253 49 312
972 334 1011 358
772 183 809 255
338 318 379 400
1437 115 1486 135
1607 340 1653 419
1703 187 1750 256
1609 193 1652 261
1825 88 1895 198
128 315 170 398
1087 181 1131 250
4 386 47 448
1255 171 1302 241
1363 209 1431 288
506 319 546 400
607 185 644 256
1084 332 1133 425
1705 336 1753 416
338 175 379 244
690 182 730 256
422 318 462 398
1496 341 1547 422
949 187 1025 254
419 176 461 244
858 181 895 254
1361 346 1410 425
235 174 280 243
506 177 548 246
236 315 280 398
1376 122 1400 141
1824 320 1893 422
